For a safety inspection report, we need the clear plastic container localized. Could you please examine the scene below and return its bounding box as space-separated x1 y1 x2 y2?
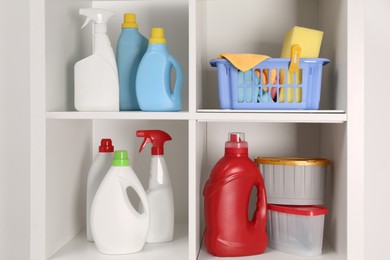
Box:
255 157 330 205
267 205 328 256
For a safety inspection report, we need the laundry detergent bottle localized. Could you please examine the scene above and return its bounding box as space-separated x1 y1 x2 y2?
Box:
90 150 150 254
116 14 148 111
74 8 119 111
203 132 268 257
137 130 174 242
86 138 114 242
136 28 183 111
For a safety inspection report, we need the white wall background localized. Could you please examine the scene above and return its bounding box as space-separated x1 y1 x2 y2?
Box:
365 0 390 259
0 1 31 259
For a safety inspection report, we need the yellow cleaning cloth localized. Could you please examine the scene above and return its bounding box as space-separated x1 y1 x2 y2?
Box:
218 53 270 72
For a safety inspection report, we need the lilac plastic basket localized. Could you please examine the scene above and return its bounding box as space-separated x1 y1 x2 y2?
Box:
210 58 330 110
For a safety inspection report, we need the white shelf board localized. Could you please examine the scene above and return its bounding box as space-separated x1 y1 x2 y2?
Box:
46 110 347 123
196 110 347 123
198 239 340 260
49 224 188 260
46 111 192 120
197 109 346 114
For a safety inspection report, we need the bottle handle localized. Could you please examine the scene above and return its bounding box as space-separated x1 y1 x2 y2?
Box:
168 55 183 102
120 177 149 219
252 179 267 230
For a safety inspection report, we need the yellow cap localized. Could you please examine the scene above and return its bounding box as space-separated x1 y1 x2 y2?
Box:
122 13 138 28
149 28 167 44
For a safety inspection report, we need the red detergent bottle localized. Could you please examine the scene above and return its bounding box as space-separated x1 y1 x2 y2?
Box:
203 132 268 257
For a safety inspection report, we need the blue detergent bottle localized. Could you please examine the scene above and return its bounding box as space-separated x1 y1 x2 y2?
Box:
136 28 183 111
116 14 148 111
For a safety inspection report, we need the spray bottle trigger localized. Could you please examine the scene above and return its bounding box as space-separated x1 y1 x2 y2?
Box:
139 137 152 153
81 17 91 29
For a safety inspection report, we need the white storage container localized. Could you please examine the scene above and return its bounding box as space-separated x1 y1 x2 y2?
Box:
255 157 330 205
267 204 328 256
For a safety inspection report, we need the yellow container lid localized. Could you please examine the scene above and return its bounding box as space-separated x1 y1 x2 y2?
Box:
122 13 138 28
255 157 330 166
149 28 167 44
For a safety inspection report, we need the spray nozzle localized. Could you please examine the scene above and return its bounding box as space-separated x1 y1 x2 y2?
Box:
79 8 114 31
136 130 172 155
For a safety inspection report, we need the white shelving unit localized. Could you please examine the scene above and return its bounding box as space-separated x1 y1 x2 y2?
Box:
46 111 193 120
46 111 347 123
28 0 365 260
198 240 340 260
49 224 188 260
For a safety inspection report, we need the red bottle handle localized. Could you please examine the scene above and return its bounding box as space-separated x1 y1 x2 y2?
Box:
252 179 267 230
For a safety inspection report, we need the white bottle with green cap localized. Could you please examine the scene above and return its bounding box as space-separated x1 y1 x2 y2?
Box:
90 150 149 254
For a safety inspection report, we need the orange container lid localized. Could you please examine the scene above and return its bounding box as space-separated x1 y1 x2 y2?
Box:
255 157 330 166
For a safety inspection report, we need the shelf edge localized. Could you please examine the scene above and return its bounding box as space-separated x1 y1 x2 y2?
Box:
46 111 347 123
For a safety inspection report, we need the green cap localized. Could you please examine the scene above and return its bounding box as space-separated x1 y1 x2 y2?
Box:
112 150 129 166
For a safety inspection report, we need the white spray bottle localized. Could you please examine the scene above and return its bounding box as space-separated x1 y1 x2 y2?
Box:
137 130 174 242
74 8 119 111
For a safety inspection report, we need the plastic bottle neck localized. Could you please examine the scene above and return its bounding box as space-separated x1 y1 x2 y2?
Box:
93 33 112 54
94 23 107 34
147 43 168 52
151 147 165 155
224 132 248 157
225 147 249 157
122 27 138 32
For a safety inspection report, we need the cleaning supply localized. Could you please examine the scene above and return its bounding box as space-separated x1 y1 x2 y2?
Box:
74 8 119 111
258 68 277 102
136 28 183 111
116 14 148 111
203 132 268 257
136 130 174 243
90 150 149 254
280 26 323 58
86 138 114 242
